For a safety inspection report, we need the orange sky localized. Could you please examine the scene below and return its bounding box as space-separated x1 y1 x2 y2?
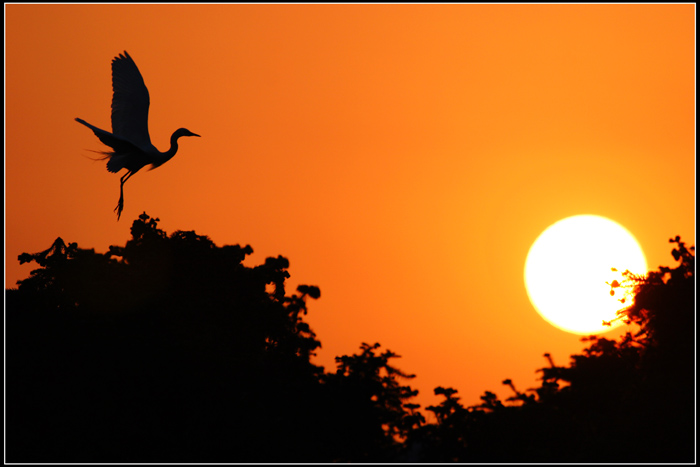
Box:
5 4 695 413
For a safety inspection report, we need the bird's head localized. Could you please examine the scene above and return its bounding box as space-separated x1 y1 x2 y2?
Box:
174 128 201 139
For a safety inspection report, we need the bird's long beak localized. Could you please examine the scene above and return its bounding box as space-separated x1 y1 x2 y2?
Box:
192 133 201 137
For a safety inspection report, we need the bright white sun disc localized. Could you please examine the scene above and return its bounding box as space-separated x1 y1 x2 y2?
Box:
524 215 647 335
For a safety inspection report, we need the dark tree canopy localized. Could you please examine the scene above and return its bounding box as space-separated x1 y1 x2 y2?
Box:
6 214 695 462
403 236 695 463
6 214 420 463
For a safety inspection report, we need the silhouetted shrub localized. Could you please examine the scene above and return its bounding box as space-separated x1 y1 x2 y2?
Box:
6 215 694 462
401 236 695 463
6 213 422 463
7 214 322 461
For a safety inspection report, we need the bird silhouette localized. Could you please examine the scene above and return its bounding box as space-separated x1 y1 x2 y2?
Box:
76 51 200 220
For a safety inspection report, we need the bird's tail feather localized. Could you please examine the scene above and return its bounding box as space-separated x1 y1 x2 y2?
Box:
84 149 116 163
75 118 98 131
81 149 113 163
75 118 126 173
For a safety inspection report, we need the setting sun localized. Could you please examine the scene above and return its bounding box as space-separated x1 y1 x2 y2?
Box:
524 215 648 335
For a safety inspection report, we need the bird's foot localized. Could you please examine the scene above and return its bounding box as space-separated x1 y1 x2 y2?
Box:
114 199 124 221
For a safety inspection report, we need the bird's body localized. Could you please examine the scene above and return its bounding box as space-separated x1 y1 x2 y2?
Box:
76 51 199 220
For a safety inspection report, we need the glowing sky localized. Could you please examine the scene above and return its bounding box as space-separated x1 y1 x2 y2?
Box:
5 4 695 412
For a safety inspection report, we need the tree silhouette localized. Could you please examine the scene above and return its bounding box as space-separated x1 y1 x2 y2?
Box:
318 342 424 462
401 236 695 463
6 215 694 462
6 213 425 463
7 213 329 462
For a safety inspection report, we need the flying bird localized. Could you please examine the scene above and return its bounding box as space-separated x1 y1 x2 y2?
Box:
76 51 200 220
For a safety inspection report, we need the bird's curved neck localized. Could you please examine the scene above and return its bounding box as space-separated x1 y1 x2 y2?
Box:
160 131 182 161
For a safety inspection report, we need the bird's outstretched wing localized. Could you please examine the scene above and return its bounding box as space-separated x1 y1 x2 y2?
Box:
110 51 152 148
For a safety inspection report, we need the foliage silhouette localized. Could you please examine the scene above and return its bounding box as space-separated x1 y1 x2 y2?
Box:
6 215 695 462
401 236 695 463
6 213 420 462
320 342 424 461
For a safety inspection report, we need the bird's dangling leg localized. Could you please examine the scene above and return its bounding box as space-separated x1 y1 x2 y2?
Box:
115 186 125 220
115 171 134 221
